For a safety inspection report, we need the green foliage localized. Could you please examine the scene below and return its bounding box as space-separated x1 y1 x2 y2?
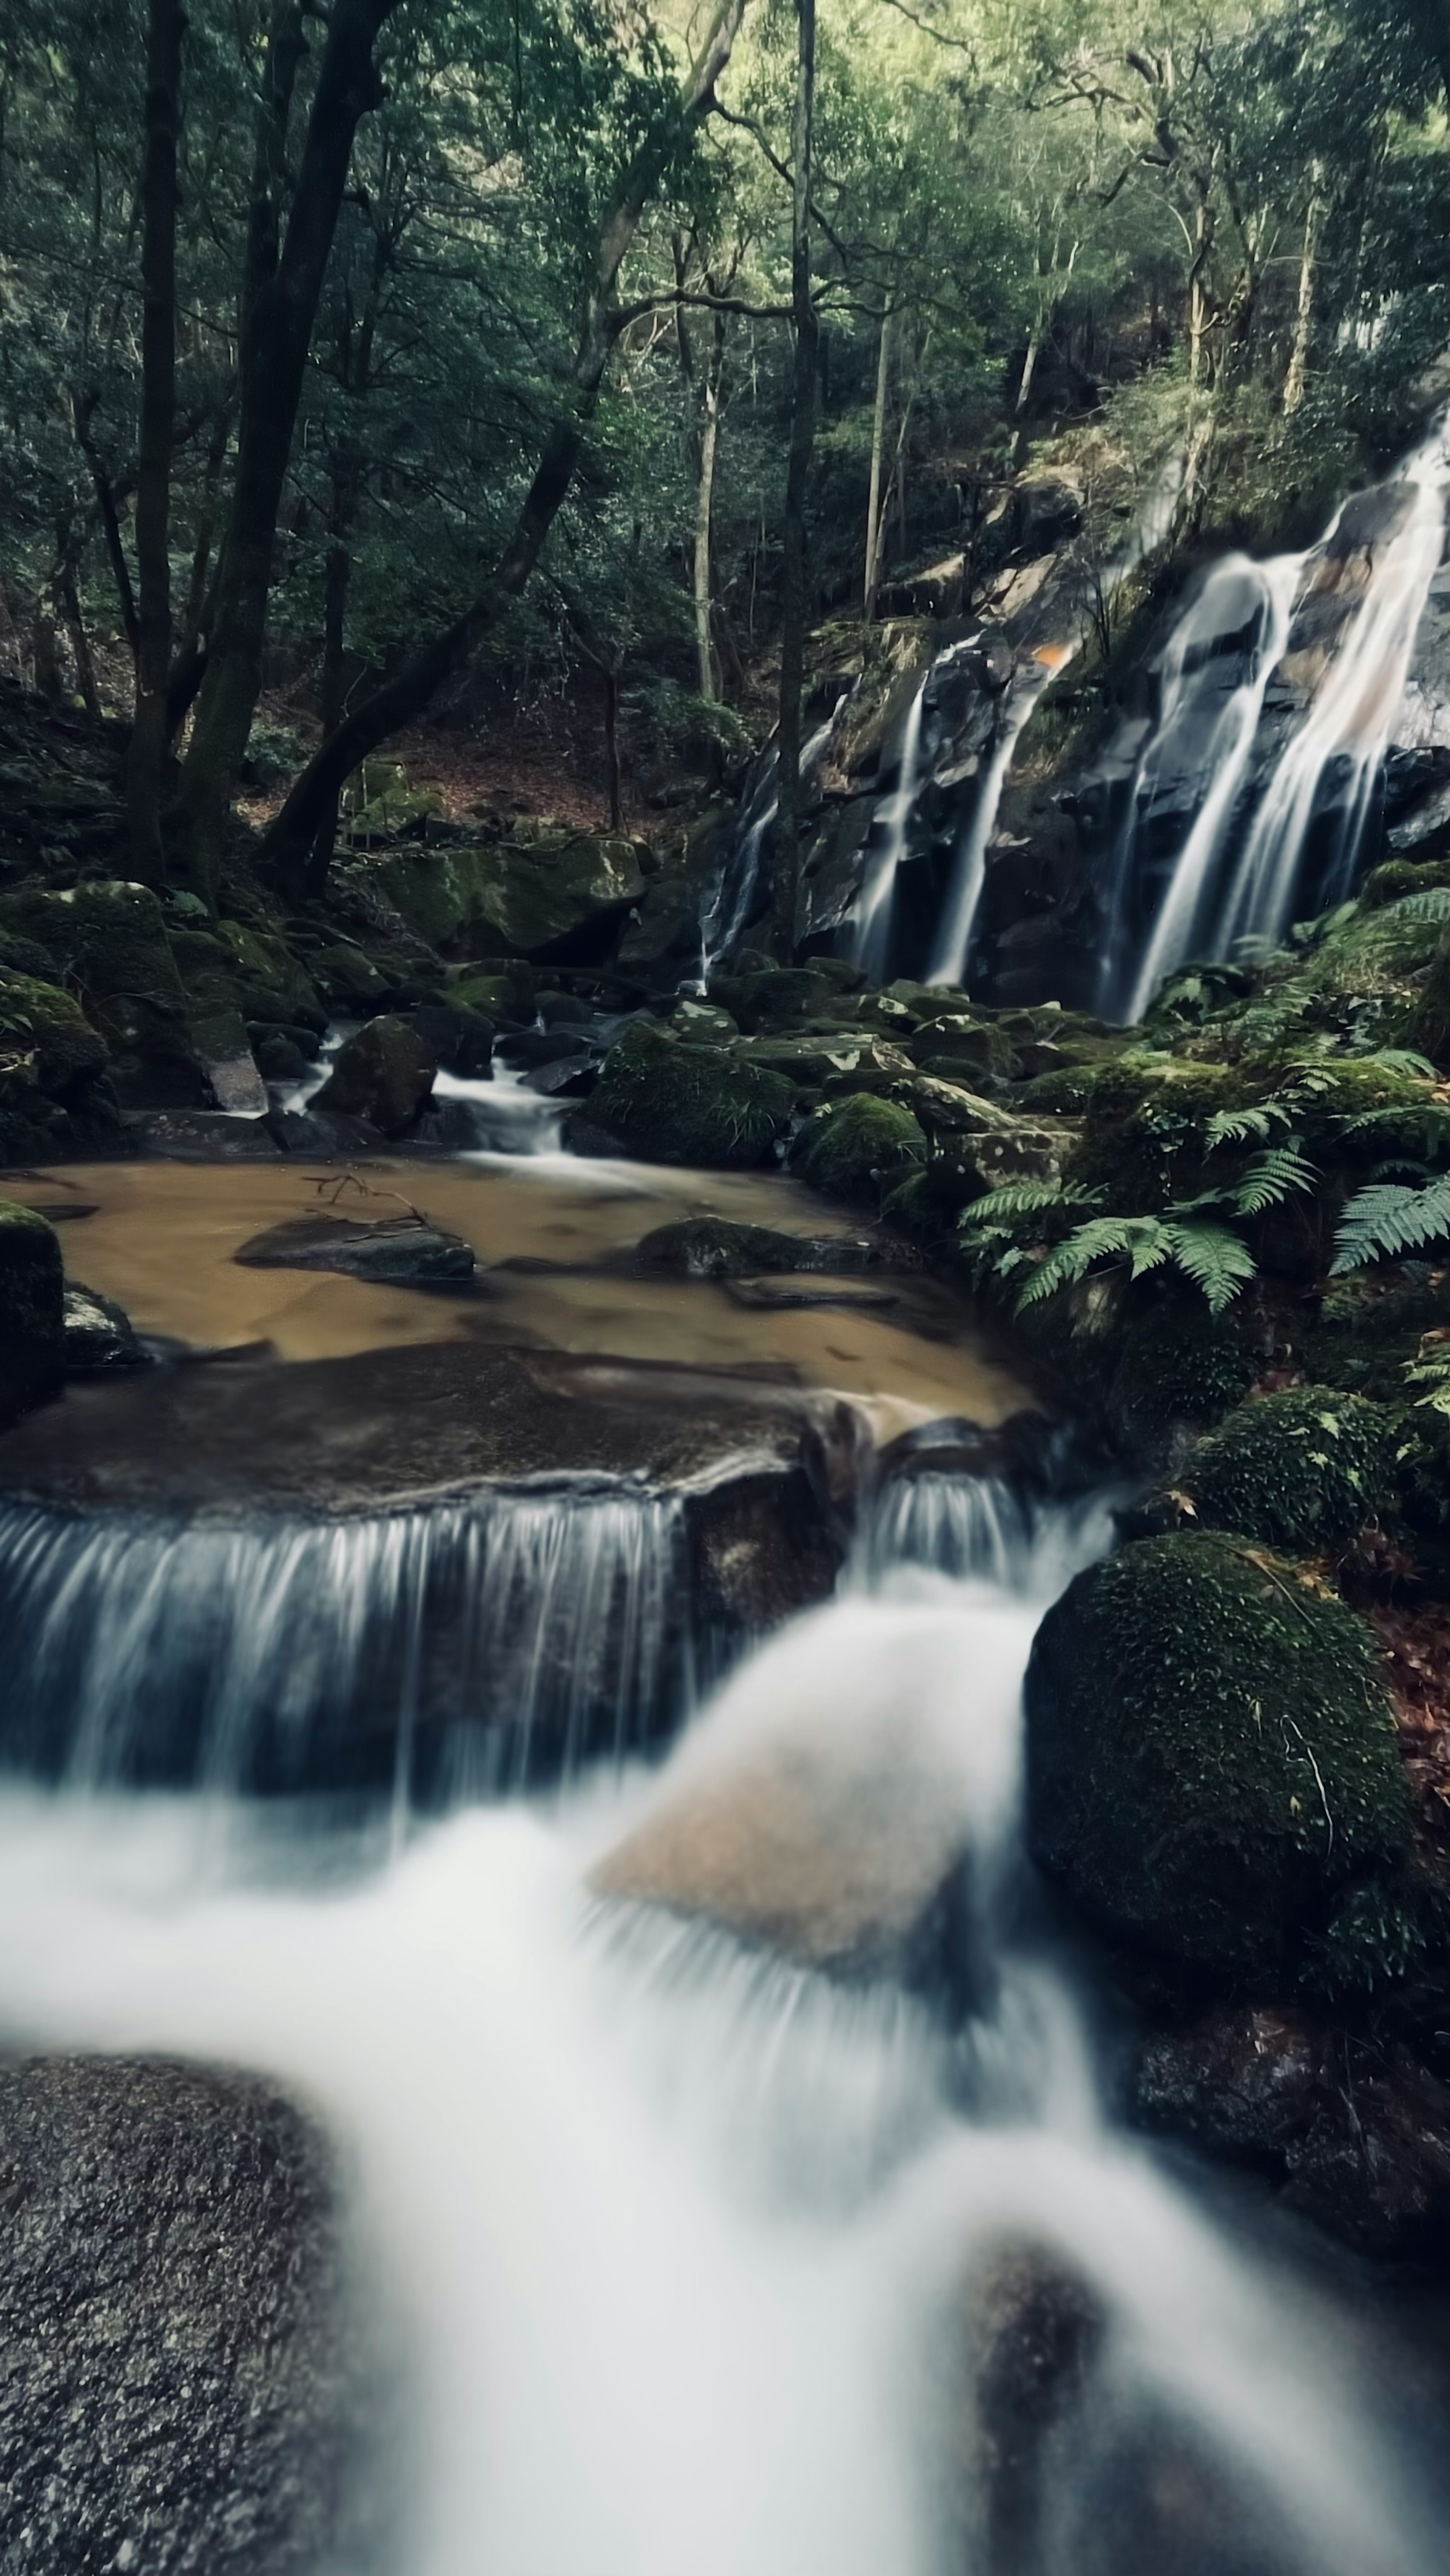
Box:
1331 1178 1449 1272
1403 1335 1450 1420
1026 1533 1412 1984
791 1092 927 1204
1174 1387 1401 1550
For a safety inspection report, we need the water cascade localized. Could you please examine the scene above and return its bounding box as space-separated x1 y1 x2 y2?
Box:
927 699 1038 989
700 717 836 978
849 678 928 975
0 1482 1437 2576
1109 415 1450 1019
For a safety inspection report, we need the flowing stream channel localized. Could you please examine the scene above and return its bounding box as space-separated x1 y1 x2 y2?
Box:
0 1134 1442 2574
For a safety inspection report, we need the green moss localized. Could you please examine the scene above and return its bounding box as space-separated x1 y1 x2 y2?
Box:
216 922 324 1028
1358 853 1450 910
1025 1533 1412 1982
1106 1301 1259 1443
1065 1056 1243 1209
790 1091 928 1203
0 971 107 1094
0 880 185 1011
1302 1265 1443 1402
589 1020 793 1168
452 966 534 1021
709 967 836 1032
1174 1386 1400 1548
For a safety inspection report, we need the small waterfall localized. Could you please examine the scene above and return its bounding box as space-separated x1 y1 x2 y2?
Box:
1113 414 1449 1017
0 1489 687 1800
1112 552 1303 1020
849 680 927 975
428 1064 564 1156
926 698 1035 989
700 717 836 978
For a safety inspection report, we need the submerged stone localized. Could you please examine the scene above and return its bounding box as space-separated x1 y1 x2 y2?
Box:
233 1211 477 1287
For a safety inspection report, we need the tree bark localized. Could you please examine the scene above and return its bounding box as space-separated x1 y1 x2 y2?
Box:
126 0 187 883
694 308 726 698
863 298 890 616
770 0 817 962
262 0 749 890
1282 167 1324 417
604 667 622 830
72 390 139 667
173 0 401 897
53 522 101 719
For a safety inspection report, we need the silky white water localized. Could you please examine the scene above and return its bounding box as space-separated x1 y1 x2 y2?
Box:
851 680 927 975
0 1496 1436 2576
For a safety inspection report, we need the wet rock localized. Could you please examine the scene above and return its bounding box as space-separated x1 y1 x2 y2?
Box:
264 1105 388 1157
908 1011 1022 1086
128 1108 281 1158
0 2054 374 2576
586 1020 793 1168
961 2237 1102 2576
629 1216 878 1279
0 1200 64 1423
253 1027 310 1083
790 1092 927 1202
188 1005 269 1114
708 965 836 1031
1135 2006 1322 2161
62 1281 151 1374
309 940 393 1011
234 1210 477 1287
669 998 738 1043
0 880 199 1105
410 1001 494 1074
315 1014 437 1135
1025 1535 1413 1983
381 829 647 962
590 1596 994 1984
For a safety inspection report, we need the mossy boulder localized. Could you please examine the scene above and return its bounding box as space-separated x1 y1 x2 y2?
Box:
310 941 392 1009
586 1020 793 1168
708 967 836 1032
451 965 535 1024
314 1015 436 1136
0 971 107 1096
791 1092 928 1203
215 923 325 1031
908 1012 1021 1087
1025 1534 1413 1983
1104 1302 1258 1448
0 880 185 1014
1162 1387 1400 1550
0 1200 65 1423
380 832 646 962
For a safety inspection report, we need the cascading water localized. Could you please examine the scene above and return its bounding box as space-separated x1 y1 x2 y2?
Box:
0 1467 1438 2575
699 717 835 979
850 678 927 976
1111 413 1450 1019
927 701 1035 989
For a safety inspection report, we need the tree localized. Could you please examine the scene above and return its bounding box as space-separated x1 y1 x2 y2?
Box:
770 0 818 958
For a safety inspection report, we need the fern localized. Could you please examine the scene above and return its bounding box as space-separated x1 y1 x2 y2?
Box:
1015 1214 1257 1315
1403 1337 1450 1419
1330 1177 1449 1272
1380 885 1450 925
1224 1143 1319 1214
1205 1102 1282 1146
958 1178 1099 1229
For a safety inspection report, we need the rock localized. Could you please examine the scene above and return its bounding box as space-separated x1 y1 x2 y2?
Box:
410 1000 494 1074
129 1108 283 1159
252 1027 310 1083
1137 1385 1402 1551
586 1020 793 1168
0 880 198 1104
896 1079 1066 1183
1025 1534 1413 1983
0 968 107 1095
214 921 326 1032
188 1006 269 1114
790 1092 928 1202
961 2238 1101 2576
381 830 647 961
0 2055 373 2576
450 965 535 1024
233 1211 476 1287
669 998 738 1043
629 1217 878 1279
1135 2006 1323 2162
908 1011 1022 1086
315 1014 437 1135
63 1281 151 1373
590 1595 996 1983
310 941 392 1009
708 966 835 1031
0 1201 64 1423
264 1107 389 1158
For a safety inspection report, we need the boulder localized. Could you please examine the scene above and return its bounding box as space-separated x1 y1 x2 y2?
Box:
1025 1535 1413 1984
585 1020 793 1168
0 969 113 1157
233 1211 476 1287
629 1216 878 1279
314 1015 437 1135
1137 1386 1402 1551
0 2055 371 2576
188 1006 268 1115
790 1092 928 1203
63 1282 151 1374
382 830 647 962
0 880 197 1103
0 1200 64 1423
410 1001 494 1075
252 1027 310 1083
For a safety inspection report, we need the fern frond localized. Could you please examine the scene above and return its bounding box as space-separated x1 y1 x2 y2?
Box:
1160 1221 1259 1312
1227 1143 1319 1214
1013 1216 1152 1310
957 1178 1099 1230
1205 1103 1279 1146
1330 1177 1450 1273
1380 886 1450 925
1355 1049 1438 1080
1403 1337 1450 1418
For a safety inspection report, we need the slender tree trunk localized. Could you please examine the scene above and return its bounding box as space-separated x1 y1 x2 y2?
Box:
863 298 891 616
1187 194 1213 390
302 480 357 899
262 0 750 886
53 526 101 718
126 0 186 883
72 390 139 667
770 0 817 961
1282 168 1324 417
173 0 401 898
604 668 622 829
694 310 726 698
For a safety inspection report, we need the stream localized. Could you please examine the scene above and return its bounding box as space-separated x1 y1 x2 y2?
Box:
0 1117 1442 2573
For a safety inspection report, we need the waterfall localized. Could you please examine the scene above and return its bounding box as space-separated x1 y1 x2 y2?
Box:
700 718 836 979
0 1489 688 1800
0 1470 1435 2576
848 680 927 974
1114 414 1449 1018
926 698 1035 989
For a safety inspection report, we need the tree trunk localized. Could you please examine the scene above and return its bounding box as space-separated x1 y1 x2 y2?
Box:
53 526 101 719
863 298 891 616
126 0 186 884
173 0 401 898
694 310 726 699
770 0 817 962
262 0 749 886
604 668 622 830
1282 169 1324 417
72 390 139 667
301 487 356 900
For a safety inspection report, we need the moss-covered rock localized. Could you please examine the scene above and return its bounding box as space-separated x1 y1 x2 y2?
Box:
907 1012 1021 1087
1163 1387 1401 1550
1025 1534 1412 1983
0 880 185 1014
709 966 836 1032
216 923 325 1031
0 971 107 1095
587 1020 793 1168
451 965 535 1023
0 1199 65 1423
1104 1301 1260 1448
314 1014 436 1136
791 1092 928 1203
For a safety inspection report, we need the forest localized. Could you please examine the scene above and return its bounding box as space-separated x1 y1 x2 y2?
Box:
0 4 1446 2571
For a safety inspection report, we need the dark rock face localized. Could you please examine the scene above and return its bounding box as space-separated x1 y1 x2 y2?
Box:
0 2055 377 2575
1135 2008 1450 2259
628 1217 879 1279
409 1001 494 1076
233 1211 477 1287
0 1200 64 1424
315 1015 437 1136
